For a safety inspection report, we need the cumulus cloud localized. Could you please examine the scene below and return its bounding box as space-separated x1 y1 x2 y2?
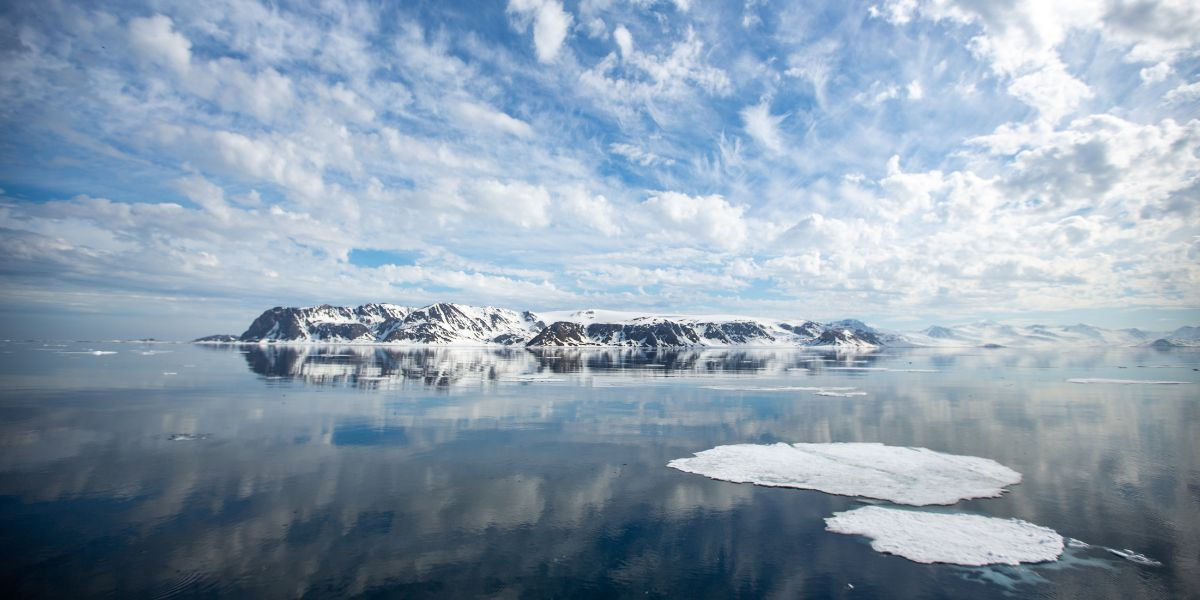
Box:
613 24 633 58
462 179 552 229
508 0 574 63
642 192 748 251
1140 62 1172 84
127 14 192 75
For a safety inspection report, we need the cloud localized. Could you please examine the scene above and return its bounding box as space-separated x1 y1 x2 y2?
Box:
609 143 674 166
1 0 1198 336
127 14 192 75
642 192 748 251
1165 80 1200 103
1140 62 1172 84
453 101 535 138
613 24 633 58
462 179 552 229
740 101 786 153
508 0 574 63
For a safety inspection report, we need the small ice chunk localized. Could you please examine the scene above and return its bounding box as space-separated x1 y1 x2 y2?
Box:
825 506 1063 566
701 385 858 392
1066 378 1189 385
1106 548 1162 567
167 433 209 441
667 442 1021 505
503 375 565 383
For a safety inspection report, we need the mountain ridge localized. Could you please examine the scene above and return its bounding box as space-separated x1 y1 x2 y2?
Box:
192 302 1195 350
193 302 1198 349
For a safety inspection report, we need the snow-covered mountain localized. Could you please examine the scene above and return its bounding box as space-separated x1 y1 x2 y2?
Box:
238 303 539 345
197 303 1196 349
204 303 885 348
1149 326 1200 348
901 321 1164 348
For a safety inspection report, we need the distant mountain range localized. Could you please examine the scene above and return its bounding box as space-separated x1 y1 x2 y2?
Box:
194 302 1200 349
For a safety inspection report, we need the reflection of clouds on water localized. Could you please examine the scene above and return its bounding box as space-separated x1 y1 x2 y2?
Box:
0 344 1196 597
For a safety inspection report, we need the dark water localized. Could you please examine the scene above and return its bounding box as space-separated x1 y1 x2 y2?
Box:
0 342 1197 598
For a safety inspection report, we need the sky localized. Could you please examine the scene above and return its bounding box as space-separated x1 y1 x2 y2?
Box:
0 0 1198 340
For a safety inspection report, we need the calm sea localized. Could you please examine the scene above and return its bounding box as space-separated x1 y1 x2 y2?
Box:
0 342 1196 598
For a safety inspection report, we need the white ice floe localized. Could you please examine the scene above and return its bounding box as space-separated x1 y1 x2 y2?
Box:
502 375 565 383
1105 548 1162 566
826 367 938 373
825 506 1063 566
667 442 1021 505
701 385 858 392
815 390 868 397
1066 378 1189 385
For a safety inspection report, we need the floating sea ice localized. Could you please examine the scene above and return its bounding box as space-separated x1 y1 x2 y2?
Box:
815 390 868 397
167 433 210 441
668 442 1021 505
701 385 858 392
825 506 1063 566
503 374 565 383
1066 378 1189 385
1106 548 1162 567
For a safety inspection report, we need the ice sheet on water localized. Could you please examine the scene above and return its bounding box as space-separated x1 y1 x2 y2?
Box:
1066 378 1189 384
701 385 858 392
667 442 1021 505
815 390 868 397
825 506 1063 566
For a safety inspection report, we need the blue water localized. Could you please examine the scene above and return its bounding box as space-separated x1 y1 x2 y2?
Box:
0 342 1197 598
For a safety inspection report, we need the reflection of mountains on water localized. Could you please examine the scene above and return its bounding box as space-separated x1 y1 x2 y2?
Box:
231 345 890 387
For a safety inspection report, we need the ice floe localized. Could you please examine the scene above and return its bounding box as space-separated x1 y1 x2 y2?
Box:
701 385 859 393
824 506 1063 566
502 374 565 383
1105 547 1162 567
826 367 938 373
1066 378 1189 385
667 442 1021 505
167 433 210 441
815 390 868 397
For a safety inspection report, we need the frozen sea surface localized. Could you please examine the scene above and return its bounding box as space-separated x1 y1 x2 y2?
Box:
668 442 1021 505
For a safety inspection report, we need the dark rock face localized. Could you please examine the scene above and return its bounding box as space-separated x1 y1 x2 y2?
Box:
815 327 881 346
526 322 595 346
779 321 824 338
583 322 704 347
490 333 529 345
1149 338 1178 349
193 334 239 343
311 323 372 341
240 307 307 341
700 321 775 344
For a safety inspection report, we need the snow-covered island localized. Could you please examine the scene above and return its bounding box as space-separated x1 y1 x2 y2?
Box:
193 302 1200 349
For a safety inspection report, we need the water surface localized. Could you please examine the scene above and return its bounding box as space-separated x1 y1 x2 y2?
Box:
0 342 1196 598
